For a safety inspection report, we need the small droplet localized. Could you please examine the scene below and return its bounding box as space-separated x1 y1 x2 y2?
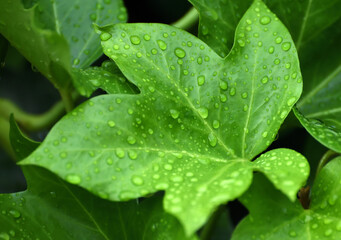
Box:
287 97 296 106
127 136 136 145
261 76 269 84
106 158 113 165
229 87 236 96
197 75 205 86
157 40 167 50
9 209 21 219
100 32 112 41
128 150 138 160
66 174 81 184
115 148 125 158
262 132 268 138
213 120 220 129
268 46 275 54
220 80 228 90
208 133 217 147
143 34 151 41
289 230 297 237
241 92 248 99
174 48 186 58
260 16 271 25
274 58 281 65
237 39 245 47
130 35 141 45
197 107 208 119
73 58 80 65
275 36 283 44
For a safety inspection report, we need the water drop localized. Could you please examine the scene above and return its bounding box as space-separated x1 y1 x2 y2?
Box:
197 107 208 119
127 136 136 145
73 58 80 65
274 58 281 65
208 133 217 147
131 176 144 186
106 158 113 165
170 109 180 119
197 75 205 86
281 42 291 51
174 48 186 58
128 150 137 160
260 16 271 25
289 230 297 237
220 80 228 90
275 36 283 44
262 132 268 138
115 148 125 158
100 32 112 41
164 164 173 171
130 35 141 45
241 92 248 99
287 97 296 106
157 40 167 50
213 120 220 129
107 120 116 127
268 46 275 54
229 87 236 96
237 39 245 47
261 76 269 84
143 34 151 41
66 174 81 184
9 209 21 219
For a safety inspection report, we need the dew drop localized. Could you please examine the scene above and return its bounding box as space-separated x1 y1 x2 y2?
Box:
164 164 173 171
237 39 246 47
128 150 138 160
241 92 248 99
9 209 21 219
213 120 220 129
130 35 141 45
197 75 205 86
281 42 291 51
66 174 81 184
131 176 144 186
115 148 125 158
275 36 283 44
260 16 271 25
268 46 275 54
174 48 186 58
261 76 269 84
127 136 136 145
157 40 167 50
274 58 281 65
107 120 116 127
100 32 112 41
143 34 151 41
208 133 217 147
170 109 180 119
229 87 236 96
287 97 296 106
106 158 113 165
197 107 208 119
220 80 228 90
289 230 297 237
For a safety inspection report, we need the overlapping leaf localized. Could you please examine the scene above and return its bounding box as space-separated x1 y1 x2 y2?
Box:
232 156 341 240
190 0 341 152
0 0 127 89
72 60 138 97
21 0 308 235
1 118 194 240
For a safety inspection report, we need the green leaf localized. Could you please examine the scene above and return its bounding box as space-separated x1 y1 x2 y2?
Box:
30 0 127 68
21 0 307 235
294 108 341 153
190 0 341 153
252 148 309 201
232 156 341 240
0 166 195 240
9 114 40 160
0 0 127 88
72 60 139 97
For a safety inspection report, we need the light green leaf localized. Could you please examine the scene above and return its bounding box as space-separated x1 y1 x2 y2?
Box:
294 107 341 153
72 60 139 97
232 156 341 240
190 0 341 152
252 148 309 201
0 166 195 240
21 0 306 235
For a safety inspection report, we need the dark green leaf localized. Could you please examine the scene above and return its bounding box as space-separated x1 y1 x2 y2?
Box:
72 60 138 97
21 0 308 235
0 34 8 69
0 166 195 240
9 114 40 161
232 156 341 240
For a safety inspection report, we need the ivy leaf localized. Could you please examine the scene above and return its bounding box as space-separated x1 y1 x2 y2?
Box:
190 0 341 152
21 0 308 235
5 117 194 240
0 166 195 240
72 60 139 97
0 0 127 88
232 156 341 240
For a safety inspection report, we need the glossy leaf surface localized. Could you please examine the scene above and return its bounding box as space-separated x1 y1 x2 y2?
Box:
72 60 138 97
21 0 307 235
232 156 341 240
190 0 341 152
0 0 127 88
0 166 195 240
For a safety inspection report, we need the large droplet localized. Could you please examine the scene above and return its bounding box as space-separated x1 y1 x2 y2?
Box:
260 16 271 25
131 176 144 186
130 35 141 45
174 48 186 58
281 42 291 51
197 107 208 119
220 80 228 90
208 133 217 147
100 32 112 41
157 40 167 50
197 75 205 86
170 109 180 119
66 174 81 184
9 209 21 219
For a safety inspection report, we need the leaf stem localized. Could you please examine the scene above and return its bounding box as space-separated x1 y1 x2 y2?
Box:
59 88 74 112
171 7 199 30
0 98 65 132
200 205 225 240
0 116 15 158
315 150 340 177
